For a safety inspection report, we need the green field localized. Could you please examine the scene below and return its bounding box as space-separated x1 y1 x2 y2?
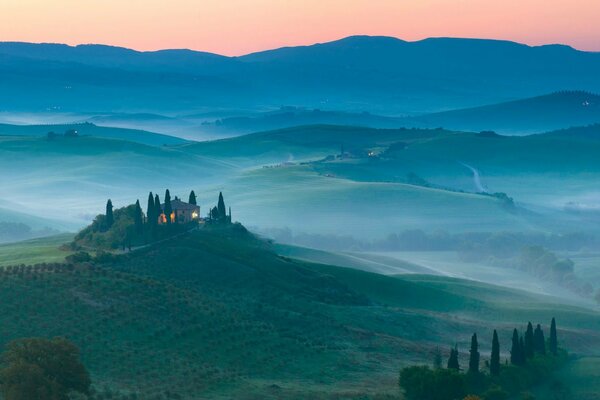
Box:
0 226 597 399
0 234 74 266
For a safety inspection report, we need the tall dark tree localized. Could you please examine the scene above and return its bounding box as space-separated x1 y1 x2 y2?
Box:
154 194 162 223
164 189 172 224
147 192 155 226
524 322 535 359
134 200 144 235
447 346 460 370
432 346 443 369
549 317 558 355
510 329 521 365
217 192 226 220
519 336 526 365
105 199 114 228
468 333 480 374
188 190 197 205
490 330 500 376
534 324 546 355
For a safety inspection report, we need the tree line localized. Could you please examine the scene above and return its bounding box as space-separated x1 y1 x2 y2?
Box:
399 318 563 400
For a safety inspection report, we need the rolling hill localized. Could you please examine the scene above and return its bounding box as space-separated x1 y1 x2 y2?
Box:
0 226 597 399
2 36 600 114
401 91 600 134
0 122 187 146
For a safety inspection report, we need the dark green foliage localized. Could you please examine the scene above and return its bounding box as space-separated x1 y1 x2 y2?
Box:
511 329 524 366
134 200 144 235
399 366 466 400
549 318 558 356
432 346 443 369
483 386 509 400
533 324 546 355
188 190 197 205
525 322 535 359
154 194 161 221
0 337 90 400
490 330 500 376
105 199 114 229
519 337 526 364
164 190 172 224
217 192 227 220
468 333 480 374
448 345 460 370
146 192 155 227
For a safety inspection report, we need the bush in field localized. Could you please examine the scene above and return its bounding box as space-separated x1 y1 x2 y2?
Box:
0 337 90 400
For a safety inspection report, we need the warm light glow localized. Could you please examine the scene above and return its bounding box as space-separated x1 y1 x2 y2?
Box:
0 1 599 54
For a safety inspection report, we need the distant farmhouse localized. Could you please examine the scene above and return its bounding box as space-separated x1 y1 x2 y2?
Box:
158 198 200 224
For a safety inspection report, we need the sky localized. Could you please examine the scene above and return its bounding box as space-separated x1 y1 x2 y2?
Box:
0 0 599 55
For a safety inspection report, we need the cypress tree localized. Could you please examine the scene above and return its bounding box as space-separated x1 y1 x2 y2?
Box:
188 190 197 205
432 346 442 369
217 192 226 220
105 199 114 228
519 336 526 365
490 330 500 376
549 318 558 355
134 200 143 235
164 190 172 224
510 329 520 366
154 194 162 223
468 333 480 374
147 192 155 226
534 324 546 355
447 346 460 370
525 322 535 359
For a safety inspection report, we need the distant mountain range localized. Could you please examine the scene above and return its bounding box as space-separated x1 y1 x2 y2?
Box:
2 36 600 114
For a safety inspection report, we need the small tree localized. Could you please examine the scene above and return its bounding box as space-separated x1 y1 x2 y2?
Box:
146 192 155 226
549 318 558 356
524 322 535 359
0 337 90 400
217 192 227 221
468 333 480 374
432 346 443 369
105 199 114 229
164 190 172 224
490 330 500 376
448 345 460 370
134 200 144 235
189 190 197 205
519 336 526 364
510 329 521 366
534 324 546 355
154 194 162 223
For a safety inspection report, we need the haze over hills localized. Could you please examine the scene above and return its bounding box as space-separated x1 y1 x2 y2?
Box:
3 36 600 114
402 91 600 134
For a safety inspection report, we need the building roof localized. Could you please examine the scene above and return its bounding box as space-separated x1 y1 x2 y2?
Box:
161 199 199 211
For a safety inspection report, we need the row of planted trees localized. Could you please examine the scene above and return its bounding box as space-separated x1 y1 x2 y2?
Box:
400 318 564 400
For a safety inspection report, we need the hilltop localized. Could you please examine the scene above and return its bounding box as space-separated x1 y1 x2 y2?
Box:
0 122 187 146
0 225 598 399
401 91 600 134
2 36 600 113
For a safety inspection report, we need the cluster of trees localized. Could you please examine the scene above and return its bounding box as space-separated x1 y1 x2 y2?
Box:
399 318 563 400
208 192 231 224
0 337 90 400
74 189 233 250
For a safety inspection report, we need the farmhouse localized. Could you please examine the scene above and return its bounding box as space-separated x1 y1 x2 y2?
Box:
159 199 200 224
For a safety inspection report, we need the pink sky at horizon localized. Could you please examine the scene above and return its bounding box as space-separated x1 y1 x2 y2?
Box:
1 0 599 55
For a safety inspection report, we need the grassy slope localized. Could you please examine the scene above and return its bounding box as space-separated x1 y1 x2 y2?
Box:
0 226 597 399
0 122 187 146
0 234 73 266
401 91 600 134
